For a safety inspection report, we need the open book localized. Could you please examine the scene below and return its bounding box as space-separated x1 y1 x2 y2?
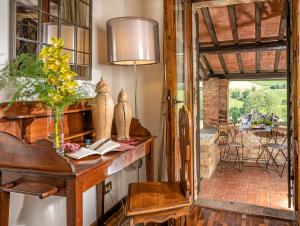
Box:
66 139 121 160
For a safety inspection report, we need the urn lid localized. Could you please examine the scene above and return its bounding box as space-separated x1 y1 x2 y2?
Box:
95 77 110 93
118 89 128 102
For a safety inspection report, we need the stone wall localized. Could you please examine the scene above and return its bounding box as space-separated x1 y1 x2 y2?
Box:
200 128 219 178
203 78 229 128
219 79 229 122
199 129 287 179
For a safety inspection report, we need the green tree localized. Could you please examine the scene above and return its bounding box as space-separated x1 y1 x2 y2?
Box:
229 106 240 125
230 88 241 99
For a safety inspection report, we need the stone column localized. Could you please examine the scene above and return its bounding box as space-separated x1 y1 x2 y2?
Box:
219 79 229 123
203 78 229 128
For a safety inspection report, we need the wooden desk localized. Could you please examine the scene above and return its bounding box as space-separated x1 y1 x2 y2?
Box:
0 131 155 226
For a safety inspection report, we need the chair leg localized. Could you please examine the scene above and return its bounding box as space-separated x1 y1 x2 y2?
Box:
264 147 273 172
185 215 191 226
129 217 134 226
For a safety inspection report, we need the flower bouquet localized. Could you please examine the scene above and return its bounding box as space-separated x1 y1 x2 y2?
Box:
0 37 85 154
261 113 280 128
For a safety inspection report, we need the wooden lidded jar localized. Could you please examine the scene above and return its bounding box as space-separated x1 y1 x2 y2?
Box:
114 89 132 140
92 77 114 140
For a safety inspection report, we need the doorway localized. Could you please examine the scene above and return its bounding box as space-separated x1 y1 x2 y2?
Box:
193 0 294 213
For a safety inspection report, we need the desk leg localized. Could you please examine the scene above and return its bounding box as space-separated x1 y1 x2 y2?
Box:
146 140 155 182
0 191 10 226
66 178 83 226
96 182 105 226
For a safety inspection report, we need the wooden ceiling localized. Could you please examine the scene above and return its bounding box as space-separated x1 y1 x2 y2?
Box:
195 0 287 80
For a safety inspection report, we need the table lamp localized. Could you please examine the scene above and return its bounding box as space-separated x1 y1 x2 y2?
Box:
106 17 160 117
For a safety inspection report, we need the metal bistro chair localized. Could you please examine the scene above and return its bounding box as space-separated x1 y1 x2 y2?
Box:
218 124 244 171
218 122 233 144
253 130 273 163
262 127 288 177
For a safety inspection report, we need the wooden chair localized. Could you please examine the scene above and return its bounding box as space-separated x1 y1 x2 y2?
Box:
126 106 192 225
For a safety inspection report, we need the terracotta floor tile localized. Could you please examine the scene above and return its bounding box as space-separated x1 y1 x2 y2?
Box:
258 195 269 202
236 187 247 194
258 182 269 189
248 177 259 184
215 186 226 194
238 182 248 188
225 189 237 195
247 187 258 193
248 184 258 189
213 193 225 200
224 193 236 201
227 182 238 190
200 165 289 210
235 195 247 202
258 188 269 196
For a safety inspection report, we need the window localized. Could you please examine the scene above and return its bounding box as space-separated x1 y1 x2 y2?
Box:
11 0 92 80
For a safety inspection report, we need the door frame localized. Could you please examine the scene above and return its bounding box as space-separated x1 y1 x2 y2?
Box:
163 0 195 199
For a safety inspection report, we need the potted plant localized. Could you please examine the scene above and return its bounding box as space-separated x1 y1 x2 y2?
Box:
261 113 280 129
0 38 84 154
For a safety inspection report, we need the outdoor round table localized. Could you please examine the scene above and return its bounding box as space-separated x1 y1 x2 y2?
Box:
237 127 273 167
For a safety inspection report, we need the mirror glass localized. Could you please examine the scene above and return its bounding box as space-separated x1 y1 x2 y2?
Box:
13 0 92 79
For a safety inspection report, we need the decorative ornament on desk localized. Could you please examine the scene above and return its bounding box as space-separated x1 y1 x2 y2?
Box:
114 89 132 140
92 77 114 140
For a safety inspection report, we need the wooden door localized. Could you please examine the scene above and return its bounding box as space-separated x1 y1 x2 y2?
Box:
164 0 194 197
291 0 300 220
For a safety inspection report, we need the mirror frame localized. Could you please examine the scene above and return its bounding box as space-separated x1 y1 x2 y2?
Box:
9 0 93 80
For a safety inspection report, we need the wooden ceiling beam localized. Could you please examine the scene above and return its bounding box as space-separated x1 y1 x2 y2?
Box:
199 61 210 80
228 5 245 74
256 51 261 72
237 53 244 73
210 71 287 80
255 2 262 42
201 7 218 44
274 50 281 72
218 55 228 73
200 55 213 73
278 0 287 40
274 1 286 72
200 36 285 46
227 5 239 43
199 40 287 55
201 7 228 74
193 0 267 8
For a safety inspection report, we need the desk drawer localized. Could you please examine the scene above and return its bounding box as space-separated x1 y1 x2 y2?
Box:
108 146 145 176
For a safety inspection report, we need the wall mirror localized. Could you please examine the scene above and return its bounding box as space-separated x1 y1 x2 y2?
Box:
10 0 92 80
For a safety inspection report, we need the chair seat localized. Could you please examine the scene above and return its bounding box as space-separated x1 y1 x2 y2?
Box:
219 142 242 148
263 143 287 150
127 182 190 217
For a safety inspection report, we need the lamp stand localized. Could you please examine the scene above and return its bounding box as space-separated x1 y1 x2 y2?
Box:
134 61 138 119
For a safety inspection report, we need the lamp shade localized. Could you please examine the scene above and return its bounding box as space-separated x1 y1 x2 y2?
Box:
106 17 160 65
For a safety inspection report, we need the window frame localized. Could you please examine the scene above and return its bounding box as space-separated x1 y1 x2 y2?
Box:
9 0 93 80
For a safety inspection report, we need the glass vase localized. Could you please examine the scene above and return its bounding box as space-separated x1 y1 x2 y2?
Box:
47 108 64 155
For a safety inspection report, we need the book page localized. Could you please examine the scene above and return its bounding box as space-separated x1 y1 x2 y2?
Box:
66 147 100 160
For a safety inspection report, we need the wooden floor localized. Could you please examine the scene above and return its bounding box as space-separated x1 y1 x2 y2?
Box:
105 205 294 225
190 206 293 226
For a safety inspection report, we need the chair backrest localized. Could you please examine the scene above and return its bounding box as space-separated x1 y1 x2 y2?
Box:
271 127 288 144
218 123 234 144
178 106 191 198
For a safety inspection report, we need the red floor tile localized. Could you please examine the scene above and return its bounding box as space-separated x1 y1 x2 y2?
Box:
200 163 290 210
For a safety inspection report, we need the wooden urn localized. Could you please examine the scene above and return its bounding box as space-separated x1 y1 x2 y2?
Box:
114 89 132 140
92 77 114 140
